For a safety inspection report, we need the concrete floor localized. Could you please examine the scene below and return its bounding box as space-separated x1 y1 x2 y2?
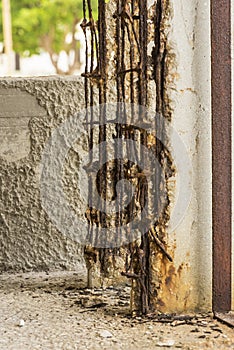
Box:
0 271 233 350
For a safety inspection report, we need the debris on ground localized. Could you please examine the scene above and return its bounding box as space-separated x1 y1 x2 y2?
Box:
18 319 25 327
0 272 233 350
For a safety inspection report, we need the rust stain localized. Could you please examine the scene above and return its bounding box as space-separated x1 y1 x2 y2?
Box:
157 298 166 307
165 265 176 288
151 249 194 313
179 87 196 94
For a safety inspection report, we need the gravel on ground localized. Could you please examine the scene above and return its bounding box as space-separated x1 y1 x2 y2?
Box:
0 271 233 350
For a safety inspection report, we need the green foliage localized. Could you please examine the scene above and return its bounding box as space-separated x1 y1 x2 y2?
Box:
0 0 97 57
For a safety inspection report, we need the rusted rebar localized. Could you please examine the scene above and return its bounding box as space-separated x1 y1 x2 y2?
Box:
82 0 170 315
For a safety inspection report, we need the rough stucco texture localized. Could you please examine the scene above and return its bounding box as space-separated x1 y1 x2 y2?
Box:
0 77 87 273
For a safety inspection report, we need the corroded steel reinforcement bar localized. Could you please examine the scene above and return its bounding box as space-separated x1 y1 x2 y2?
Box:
211 0 232 312
82 0 172 315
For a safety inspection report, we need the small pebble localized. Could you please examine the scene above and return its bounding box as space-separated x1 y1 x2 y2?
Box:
99 330 113 338
18 319 25 327
156 339 175 347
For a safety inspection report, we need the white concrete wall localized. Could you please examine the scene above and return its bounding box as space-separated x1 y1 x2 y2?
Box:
164 0 212 311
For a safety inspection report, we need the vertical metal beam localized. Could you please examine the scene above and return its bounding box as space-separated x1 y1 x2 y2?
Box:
211 0 232 312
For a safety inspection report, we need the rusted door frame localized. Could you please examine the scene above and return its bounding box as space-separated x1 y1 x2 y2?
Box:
211 0 232 313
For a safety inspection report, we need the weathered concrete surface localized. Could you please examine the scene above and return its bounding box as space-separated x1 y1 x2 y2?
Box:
0 77 87 272
160 0 212 312
0 89 46 162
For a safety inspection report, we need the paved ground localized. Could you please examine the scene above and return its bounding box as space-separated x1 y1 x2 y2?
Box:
0 271 233 349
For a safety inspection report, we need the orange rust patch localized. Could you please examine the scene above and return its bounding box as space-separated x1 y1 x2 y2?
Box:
150 250 196 313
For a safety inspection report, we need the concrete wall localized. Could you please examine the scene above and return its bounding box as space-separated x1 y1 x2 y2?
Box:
161 0 212 312
0 78 86 272
0 0 216 312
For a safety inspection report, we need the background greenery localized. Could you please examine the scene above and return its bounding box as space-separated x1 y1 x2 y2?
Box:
0 0 98 74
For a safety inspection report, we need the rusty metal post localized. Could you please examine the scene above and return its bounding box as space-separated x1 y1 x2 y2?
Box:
211 0 232 312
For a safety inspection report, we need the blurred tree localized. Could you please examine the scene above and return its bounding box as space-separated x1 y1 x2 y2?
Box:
0 0 97 74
